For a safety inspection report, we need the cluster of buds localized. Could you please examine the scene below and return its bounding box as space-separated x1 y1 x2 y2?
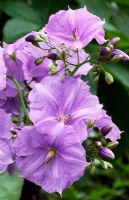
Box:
92 37 129 85
87 122 119 173
88 140 119 173
99 37 129 62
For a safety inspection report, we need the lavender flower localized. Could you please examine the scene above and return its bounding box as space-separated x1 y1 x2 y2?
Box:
0 108 12 139
0 109 14 173
0 80 20 115
44 7 105 48
0 139 14 173
29 76 102 143
95 109 121 141
18 40 52 83
0 47 7 91
3 45 25 82
14 125 88 194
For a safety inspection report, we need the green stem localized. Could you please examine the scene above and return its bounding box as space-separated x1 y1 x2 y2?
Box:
70 57 91 76
17 106 22 125
11 77 30 125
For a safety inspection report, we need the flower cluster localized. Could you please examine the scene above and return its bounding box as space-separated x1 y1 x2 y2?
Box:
0 7 128 195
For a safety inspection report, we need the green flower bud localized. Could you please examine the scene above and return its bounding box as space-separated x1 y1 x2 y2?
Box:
100 160 108 170
111 55 123 62
93 74 100 84
106 141 119 149
90 165 96 175
106 161 113 169
105 72 114 84
49 64 58 75
35 57 45 65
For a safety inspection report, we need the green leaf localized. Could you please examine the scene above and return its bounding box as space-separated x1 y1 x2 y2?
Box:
98 63 129 153
112 7 129 38
104 23 118 32
112 0 129 6
0 171 24 200
3 18 41 42
31 0 74 25
104 63 129 89
77 0 112 20
2 1 42 24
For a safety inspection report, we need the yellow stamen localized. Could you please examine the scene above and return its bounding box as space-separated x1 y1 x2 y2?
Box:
45 149 56 164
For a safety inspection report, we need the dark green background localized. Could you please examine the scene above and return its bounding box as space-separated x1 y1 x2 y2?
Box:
0 0 129 199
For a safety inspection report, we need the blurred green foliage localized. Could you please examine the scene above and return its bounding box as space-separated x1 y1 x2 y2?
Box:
0 172 23 200
0 0 129 199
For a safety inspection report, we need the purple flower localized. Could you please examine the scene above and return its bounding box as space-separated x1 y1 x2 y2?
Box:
29 76 102 143
3 47 24 82
0 139 14 173
14 125 88 194
3 32 38 82
111 49 129 61
0 47 7 91
0 79 20 115
0 109 14 173
18 41 52 83
94 109 121 141
0 108 12 139
44 8 105 48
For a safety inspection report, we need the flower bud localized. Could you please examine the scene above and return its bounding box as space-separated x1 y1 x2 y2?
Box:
105 72 114 84
101 161 113 170
99 47 111 57
95 141 102 147
25 34 46 44
49 64 58 75
106 161 113 169
108 37 120 46
40 31 47 41
111 49 129 61
90 165 96 175
25 35 36 43
93 74 100 84
106 141 119 149
92 71 98 77
100 160 108 170
98 147 115 160
47 53 60 61
35 57 45 65
101 124 112 136
111 55 123 62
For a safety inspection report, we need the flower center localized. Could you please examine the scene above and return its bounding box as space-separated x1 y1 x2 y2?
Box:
71 28 79 41
60 115 72 124
44 148 56 164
